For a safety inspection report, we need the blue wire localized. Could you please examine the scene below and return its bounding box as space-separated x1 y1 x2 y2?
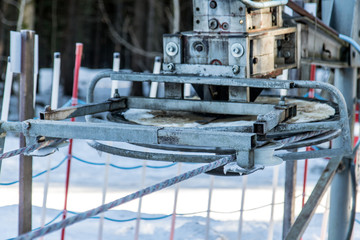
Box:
303 92 326 101
0 154 176 186
0 156 68 186
66 210 173 222
72 155 177 170
77 99 87 105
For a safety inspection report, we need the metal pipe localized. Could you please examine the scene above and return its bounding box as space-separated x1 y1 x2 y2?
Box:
338 34 360 53
328 68 357 240
87 140 234 163
19 29 35 235
293 80 352 155
240 0 288 8
280 130 341 150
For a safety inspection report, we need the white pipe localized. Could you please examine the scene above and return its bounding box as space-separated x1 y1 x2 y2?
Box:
1 57 13 122
40 52 61 238
320 191 330 240
111 52 120 97
134 161 147 240
184 84 191 98
33 34 39 108
51 53 61 110
239 0 288 8
149 56 162 98
98 151 111 240
205 176 215 240
339 34 360 53
237 175 248 240
267 165 280 240
169 163 182 240
39 156 52 238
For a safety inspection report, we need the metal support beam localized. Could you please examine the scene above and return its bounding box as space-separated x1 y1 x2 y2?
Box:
5 120 256 152
41 97 278 120
40 98 126 120
328 67 357 240
282 159 297 239
126 97 276 116
109 72 295 89
285 155 342 239
19 30 35 235
0 130 5 175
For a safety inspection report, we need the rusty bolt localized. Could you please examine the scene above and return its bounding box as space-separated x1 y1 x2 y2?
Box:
222 22 229 30
210 1 217 9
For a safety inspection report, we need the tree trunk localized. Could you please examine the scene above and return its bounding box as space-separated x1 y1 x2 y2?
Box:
62 0 77 96
17 0 35 31
130 0 148 96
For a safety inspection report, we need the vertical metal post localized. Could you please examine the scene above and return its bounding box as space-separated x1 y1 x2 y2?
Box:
282 160 297 239
19 30 35 235
328 67 357 240
0 130 5 174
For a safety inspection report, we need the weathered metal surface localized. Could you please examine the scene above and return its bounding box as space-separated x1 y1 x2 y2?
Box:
126 97 276 116
88 140 235 163
157 128 256 150
274 121 340 133
20 120 160 144
109 72 295 89
161 63 247 78
276 149 345 161
40 98 126 120
328 67 357 240
228 86 249 102
283 159 297 239
19 30 35 235
254 109 286 134
164 83 183 99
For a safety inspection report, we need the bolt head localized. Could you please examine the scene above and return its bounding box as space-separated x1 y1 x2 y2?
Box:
232 65 240 74
209 19 218 30
233 48 240 54
167 63 175 71
210 0 217 9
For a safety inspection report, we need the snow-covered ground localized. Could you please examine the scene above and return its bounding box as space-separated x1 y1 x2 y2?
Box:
1 135 360 240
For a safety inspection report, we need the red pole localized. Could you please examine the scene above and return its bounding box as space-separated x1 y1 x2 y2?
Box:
61 43 83 240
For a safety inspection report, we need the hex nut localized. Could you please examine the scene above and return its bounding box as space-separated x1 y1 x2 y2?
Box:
232 65 240 74
167 63 175 71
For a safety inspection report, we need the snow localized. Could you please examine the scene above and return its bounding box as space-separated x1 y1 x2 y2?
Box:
1 135 360 240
